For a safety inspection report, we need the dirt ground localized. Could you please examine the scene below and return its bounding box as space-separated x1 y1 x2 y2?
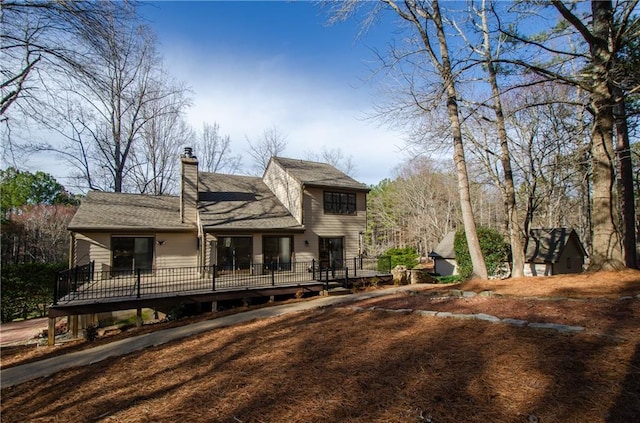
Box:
1 270 640 422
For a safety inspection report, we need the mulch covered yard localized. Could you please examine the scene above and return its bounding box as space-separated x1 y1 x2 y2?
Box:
1 270 639 422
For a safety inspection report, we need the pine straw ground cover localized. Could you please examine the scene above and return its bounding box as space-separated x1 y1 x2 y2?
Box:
1 271 640 422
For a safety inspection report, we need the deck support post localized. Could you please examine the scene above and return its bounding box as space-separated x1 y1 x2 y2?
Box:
48 317 56 346
136 307 143 328
71 315 79 338
211 301 217 312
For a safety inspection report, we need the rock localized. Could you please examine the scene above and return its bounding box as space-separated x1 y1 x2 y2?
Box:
391 265 409 285
474 313 501 323
502 318 528 327
409 269 435 284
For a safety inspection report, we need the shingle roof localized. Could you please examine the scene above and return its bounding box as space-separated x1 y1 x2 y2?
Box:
68 191 193 232
429 231 456 259
525 228 586 263
270 157 369 191
198 172 304 232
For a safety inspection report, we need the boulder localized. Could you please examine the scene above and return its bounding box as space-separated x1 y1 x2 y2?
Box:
391 265 408 285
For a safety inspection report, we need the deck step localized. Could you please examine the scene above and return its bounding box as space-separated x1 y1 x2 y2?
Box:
323 287 352 296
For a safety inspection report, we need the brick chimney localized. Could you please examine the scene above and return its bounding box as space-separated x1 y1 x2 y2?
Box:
180 147 199 224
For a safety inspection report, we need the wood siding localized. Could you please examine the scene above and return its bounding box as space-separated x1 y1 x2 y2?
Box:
155 232 198 268
73 231 198 272
75 233 110 273
302 187 366 259
263 161 303 223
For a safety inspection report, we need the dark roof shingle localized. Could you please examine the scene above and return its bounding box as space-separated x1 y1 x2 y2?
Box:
525 228 586 263
270 157 369 191
68 191 193 232
198 172 304 232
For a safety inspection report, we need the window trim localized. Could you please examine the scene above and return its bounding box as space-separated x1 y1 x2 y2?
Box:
323 191 357 215
111 235 155 273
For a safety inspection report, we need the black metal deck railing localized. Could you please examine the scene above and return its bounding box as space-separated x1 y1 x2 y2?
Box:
53 257 392 305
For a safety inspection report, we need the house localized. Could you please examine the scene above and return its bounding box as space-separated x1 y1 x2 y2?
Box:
67 148 370 276
428 228 587 278
524 228 587 276
428 231 458 276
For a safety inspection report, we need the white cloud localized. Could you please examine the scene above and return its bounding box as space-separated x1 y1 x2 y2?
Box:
163 44 406 186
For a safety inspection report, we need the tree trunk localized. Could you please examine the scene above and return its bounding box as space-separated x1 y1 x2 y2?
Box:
433 0 487 279
612 85 638 269
588 0 625 270
480 1 525 277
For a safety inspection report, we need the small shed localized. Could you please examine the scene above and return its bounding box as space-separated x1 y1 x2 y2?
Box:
524 228 587 276
428 231 457 276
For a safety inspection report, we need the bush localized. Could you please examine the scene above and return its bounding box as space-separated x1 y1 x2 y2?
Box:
453 227 510 280
0 262 67 323
84 324 98 341
383 247 419 269
433 275 462 284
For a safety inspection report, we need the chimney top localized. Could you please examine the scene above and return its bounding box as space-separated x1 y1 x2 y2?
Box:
182 147 196 159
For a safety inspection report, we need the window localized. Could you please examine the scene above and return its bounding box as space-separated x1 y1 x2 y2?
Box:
319 237 344 269
323 191 356 215
217 237 252 271
263 236 293 270
112 236 154 273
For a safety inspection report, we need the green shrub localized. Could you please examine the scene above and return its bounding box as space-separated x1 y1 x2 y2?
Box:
453 227 510 280
383 247 419 269
84 324 98 341
434 275 462 284
0 262 66 323
377 256 392 272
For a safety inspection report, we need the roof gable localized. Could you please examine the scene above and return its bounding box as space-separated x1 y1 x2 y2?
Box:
430 231 456 259
269 157 369 192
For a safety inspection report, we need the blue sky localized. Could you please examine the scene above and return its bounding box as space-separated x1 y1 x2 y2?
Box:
138 0 407 185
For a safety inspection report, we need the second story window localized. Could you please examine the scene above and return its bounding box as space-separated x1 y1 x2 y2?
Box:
324 191 356 215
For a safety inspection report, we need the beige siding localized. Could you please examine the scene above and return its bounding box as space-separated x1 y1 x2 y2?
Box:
155 232 198 268
303 188 367 259
73 231 198 272
74 233 110 273
263 161 303 223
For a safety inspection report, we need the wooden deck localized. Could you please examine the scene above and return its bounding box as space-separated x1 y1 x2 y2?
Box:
50 266 389 317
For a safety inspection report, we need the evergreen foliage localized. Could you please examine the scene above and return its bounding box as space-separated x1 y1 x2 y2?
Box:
1 262 67 323
383 247 419 269
454 227 510 279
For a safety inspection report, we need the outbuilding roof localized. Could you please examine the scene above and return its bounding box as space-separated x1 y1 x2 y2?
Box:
429 231 456 259
525 228 587 263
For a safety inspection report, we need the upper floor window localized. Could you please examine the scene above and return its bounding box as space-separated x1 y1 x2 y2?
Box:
324 191 356 215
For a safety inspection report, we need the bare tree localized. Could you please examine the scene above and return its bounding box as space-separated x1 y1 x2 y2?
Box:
393 158 461 255
246 125 288 175
194 122 242 174
32 9 191 193
130 96 192 195
305 146 356 177
373 0 488 279
1 1 121 117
